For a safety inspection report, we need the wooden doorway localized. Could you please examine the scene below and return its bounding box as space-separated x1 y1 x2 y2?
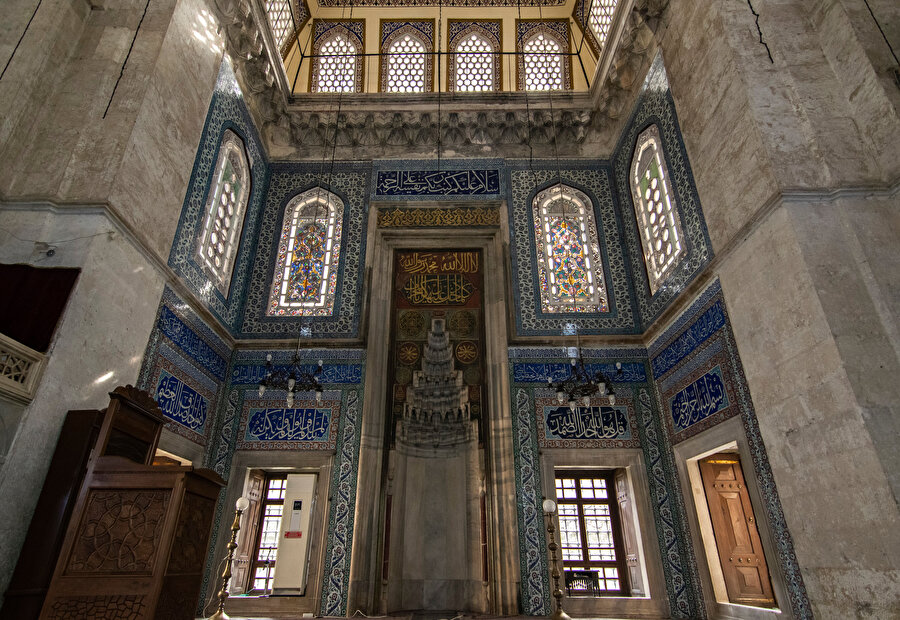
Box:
698 455 776 608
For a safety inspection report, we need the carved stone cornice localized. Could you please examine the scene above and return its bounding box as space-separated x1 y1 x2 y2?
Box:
209 0 668 160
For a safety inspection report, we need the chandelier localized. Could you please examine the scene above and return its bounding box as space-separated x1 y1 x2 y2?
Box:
257 351 324 408
549 356 622 411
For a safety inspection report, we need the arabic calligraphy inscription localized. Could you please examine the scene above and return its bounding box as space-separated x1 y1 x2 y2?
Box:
669 365 729 432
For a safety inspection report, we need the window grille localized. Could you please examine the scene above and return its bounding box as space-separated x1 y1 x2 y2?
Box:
588 0 618 51
454 33 496 92
265 0 294 53
250 475 287 593
314 32 358 92
197 130 249 296
386 34 427 93
267 187 343 316
630 124 684 294
522 32 564 91
555 470 629 596
532 184 608 313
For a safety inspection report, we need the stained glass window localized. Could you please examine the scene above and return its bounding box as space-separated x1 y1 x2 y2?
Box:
588 0 619 51
267 187 343 316
533 184 607 313
522 32 564 91
454 33 495 92
630 124 684 294
314 32 357 92
386 34 427 93
265 0 294 53
197 130 249 296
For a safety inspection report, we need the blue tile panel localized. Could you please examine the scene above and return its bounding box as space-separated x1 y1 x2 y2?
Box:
155 369 209 433
157 304 228 381
381 20 434 49
543 405 630 441
649 279 813 619
375 169 500 196
668 365 729 433
245 406 332 443
168 59 269 333
613 55 713 328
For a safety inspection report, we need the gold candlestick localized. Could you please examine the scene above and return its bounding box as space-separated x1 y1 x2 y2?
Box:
543 498 571 620
209 497 250 620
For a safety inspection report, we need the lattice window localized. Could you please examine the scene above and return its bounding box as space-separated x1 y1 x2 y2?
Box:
555 471 628 596
197 130 249 296
630 124 684 294
267 187 343 316
265 0 294 53
454 33 496 92
532 184 607 313
522 32 564 91
386 34 427 93
311 22 364 93
250 474 287 593
588 0 618 51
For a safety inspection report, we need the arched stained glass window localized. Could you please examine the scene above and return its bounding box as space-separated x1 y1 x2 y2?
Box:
630 124 685 294
588 0 618 51
533 184 608 313
522 32 564 91
454 33 495 92
386 34 427 93
197 130 249 296
267 188 343 316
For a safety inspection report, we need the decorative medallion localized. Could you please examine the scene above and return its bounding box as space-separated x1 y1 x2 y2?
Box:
455 341 478 365
399 311 426 338
395 367 412 385
464 366 481 385
393 384 407 402
398 342 420 365
448 310 475 337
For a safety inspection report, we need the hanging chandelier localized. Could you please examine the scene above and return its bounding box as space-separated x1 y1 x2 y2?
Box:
258 351 324 408
548 357 622 411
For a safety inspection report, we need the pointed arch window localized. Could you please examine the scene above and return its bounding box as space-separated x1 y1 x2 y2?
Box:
311 21 365 93
630 125 685 294
267 188 343 316
533 184 608 313
197 130 250 296
522 32 563 91
265 0 294 54
386 34 427 93
448 21 502 93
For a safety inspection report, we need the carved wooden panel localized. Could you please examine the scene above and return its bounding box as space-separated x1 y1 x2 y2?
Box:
45 595 146 619
167 493 215 574
67 490 170 574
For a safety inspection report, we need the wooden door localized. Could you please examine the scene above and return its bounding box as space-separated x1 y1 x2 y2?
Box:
699 456 776 607
233 470 265 593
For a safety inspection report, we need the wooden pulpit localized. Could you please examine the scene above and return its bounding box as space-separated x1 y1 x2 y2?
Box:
35 386 224 620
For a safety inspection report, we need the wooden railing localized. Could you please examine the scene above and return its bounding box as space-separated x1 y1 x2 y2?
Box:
0 332 46 404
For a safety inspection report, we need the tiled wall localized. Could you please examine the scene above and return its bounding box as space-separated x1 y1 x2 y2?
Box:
508 346 703 618
137 286 232 447
649 280 812 619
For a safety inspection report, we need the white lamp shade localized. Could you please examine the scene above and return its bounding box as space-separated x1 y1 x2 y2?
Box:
235 496 250 511
542 498 557 513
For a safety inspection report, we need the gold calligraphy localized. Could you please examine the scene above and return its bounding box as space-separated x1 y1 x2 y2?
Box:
377 207 500 228
398 251 479 274
401 274 475 305
398 342 420 365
